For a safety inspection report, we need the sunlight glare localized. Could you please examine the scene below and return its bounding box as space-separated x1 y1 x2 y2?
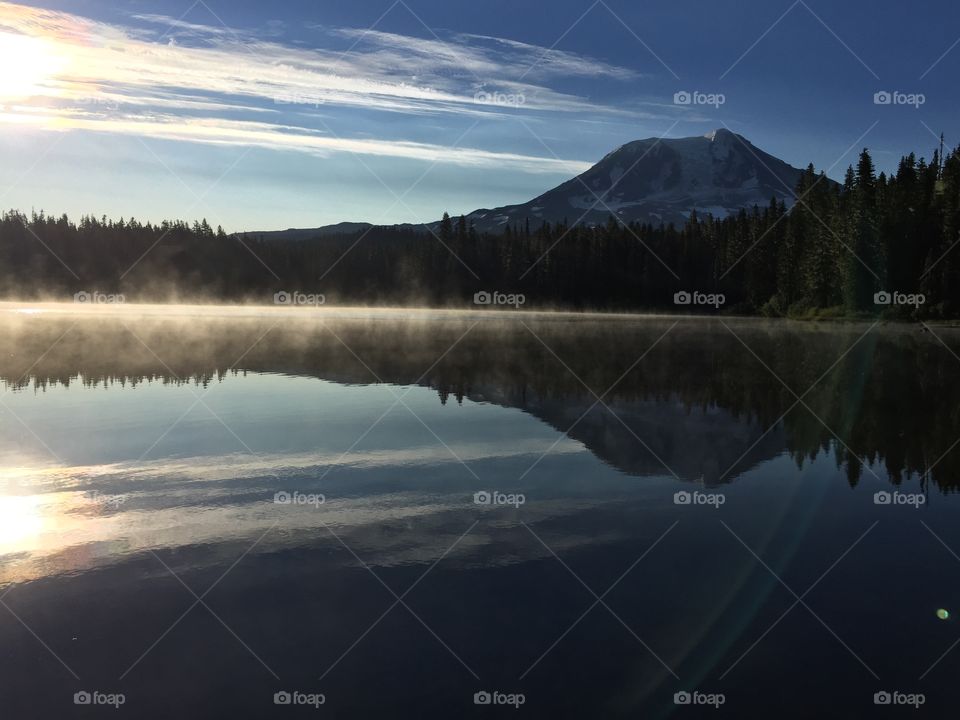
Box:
0 31 65 100
0 494 45 553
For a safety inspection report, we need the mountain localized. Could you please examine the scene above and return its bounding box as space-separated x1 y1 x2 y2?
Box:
240 221 375 242
462 128 807 232
244 129 809 238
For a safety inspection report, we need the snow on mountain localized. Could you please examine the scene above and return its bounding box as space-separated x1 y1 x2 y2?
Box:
462 128 806 232
245 130 808 239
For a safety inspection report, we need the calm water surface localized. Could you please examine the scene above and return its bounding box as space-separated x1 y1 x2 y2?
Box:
2 304 960 718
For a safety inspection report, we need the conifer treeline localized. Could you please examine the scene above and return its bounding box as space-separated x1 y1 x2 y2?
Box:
1 143 958 315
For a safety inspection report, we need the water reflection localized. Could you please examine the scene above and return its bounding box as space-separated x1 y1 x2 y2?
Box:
1 307 959 718
1 310 957 583
3 308 957 486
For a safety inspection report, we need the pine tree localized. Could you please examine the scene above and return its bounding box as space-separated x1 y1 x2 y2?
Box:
842 150 883 312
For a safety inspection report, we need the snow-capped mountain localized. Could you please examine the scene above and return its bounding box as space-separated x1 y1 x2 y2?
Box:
463 128 806 232
244 129 808 240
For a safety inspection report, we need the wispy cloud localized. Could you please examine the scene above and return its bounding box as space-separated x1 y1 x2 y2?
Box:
328 26 640 84
0 111 593 174
0 2 649 173
452 31 641 82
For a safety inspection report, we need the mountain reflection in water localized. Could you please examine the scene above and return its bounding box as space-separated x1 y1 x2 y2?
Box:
1 306 959 719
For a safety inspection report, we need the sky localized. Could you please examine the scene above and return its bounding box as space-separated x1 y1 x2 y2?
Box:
0 0 958 231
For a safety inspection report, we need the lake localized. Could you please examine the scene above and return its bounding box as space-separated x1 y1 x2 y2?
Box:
1 304 959 717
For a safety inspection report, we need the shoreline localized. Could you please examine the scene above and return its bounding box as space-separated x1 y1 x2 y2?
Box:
0 300 955 328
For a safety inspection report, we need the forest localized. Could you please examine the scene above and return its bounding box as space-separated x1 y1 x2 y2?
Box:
1 142 959 317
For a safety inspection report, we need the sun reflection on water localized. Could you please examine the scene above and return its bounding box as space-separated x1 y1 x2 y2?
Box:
0 493 46 553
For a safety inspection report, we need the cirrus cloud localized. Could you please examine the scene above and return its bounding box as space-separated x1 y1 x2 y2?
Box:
0 1 657 173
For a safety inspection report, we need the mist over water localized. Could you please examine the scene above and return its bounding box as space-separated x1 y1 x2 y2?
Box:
2 303 960 718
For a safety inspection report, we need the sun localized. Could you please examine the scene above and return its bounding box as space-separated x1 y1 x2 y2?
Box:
0 31 65 100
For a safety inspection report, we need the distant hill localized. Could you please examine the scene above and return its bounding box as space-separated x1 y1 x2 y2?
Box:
240 221 375 242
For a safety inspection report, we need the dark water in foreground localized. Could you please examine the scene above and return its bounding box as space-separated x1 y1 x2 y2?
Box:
2 305 960 718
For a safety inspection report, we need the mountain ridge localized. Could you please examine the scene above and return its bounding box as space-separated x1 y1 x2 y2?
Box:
243 129 812 239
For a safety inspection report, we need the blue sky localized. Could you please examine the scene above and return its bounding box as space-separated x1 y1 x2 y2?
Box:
0 0 957 230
